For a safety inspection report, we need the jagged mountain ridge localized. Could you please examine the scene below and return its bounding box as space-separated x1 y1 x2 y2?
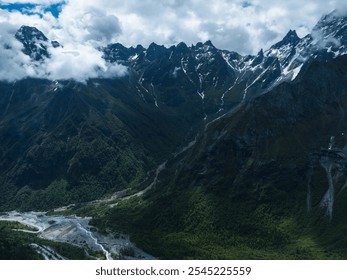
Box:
102 10 347 107
1 10 347 211
14 10 347 116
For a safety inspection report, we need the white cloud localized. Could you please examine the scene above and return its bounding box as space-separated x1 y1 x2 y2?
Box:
44 44 127 81
56 4 121 46
0 21 127 82
57 0 339 54
0 24 32 81
0 0 346 82
2 0 344 53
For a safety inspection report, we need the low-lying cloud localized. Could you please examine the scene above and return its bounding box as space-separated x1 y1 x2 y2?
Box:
0 0 346 82
43 43 128 82
0 24 127 82
2 0 343 53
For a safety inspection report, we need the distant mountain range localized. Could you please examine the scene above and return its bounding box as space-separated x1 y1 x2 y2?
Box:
2 10 347 259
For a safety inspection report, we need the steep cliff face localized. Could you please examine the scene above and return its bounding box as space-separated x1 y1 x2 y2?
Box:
100 54 347 259
183 53 347 201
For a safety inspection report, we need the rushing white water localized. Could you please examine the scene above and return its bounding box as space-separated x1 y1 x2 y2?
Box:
319 158 334 221
0 152 172 259
0 211 154 260
308 136 347 221
76 222 111 260
328 136 335 150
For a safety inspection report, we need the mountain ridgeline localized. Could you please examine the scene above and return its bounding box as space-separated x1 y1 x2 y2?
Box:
2 11 347 259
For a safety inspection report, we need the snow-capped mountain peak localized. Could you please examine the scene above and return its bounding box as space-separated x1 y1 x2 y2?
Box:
15 25 50 61
12 11 347 111
15 25 62 61
15 25 48 43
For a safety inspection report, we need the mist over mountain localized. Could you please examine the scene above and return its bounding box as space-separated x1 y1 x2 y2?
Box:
2 10 347 259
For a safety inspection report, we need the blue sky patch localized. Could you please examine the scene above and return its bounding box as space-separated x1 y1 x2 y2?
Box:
45 2 65 18
0 1 65 18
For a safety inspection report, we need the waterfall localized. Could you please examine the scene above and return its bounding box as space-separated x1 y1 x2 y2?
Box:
319 161 334 221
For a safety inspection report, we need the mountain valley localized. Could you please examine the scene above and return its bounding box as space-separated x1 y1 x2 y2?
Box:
2 10 347 259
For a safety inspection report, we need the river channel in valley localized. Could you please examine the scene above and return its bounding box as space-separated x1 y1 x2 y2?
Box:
0 137 199 260
0 211 154 260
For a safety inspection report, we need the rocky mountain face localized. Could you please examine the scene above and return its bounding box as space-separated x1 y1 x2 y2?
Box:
2 10 347 258
14 26 61 61
103 10 347 106
97 11 347 259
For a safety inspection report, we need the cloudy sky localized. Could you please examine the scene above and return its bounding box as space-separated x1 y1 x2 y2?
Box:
0 0 346 81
